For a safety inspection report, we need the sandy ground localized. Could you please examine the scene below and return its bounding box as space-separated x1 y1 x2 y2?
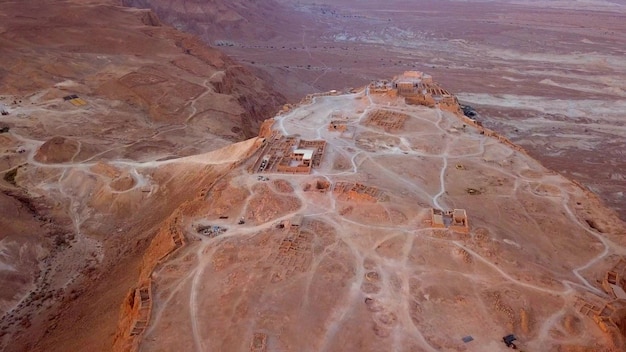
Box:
138 88 626 351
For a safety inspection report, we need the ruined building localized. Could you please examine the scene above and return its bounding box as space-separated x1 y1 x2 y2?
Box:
370 71 461 113
604 259 626 300
252 136 326 174
328 120 348 132
577 258 626 348
333 182 385 203
429 208 469 234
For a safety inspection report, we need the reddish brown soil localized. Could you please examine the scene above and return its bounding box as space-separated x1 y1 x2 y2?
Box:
127 0 626 222
0 0 625 351
33 137 79 164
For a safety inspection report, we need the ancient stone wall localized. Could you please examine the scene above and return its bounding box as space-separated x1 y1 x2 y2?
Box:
427 208 469 234
333 182 384 202
365 110 408 131
112 209 186 352
437 96 462 114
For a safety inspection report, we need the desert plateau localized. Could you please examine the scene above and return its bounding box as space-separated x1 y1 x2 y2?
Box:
0 1 625 352
129 0 626 221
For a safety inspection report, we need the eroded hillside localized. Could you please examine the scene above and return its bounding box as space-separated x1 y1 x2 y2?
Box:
0 0 283 350
124 0 626 223
1 1 625 352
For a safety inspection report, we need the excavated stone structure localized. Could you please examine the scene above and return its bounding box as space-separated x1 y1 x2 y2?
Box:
575 259 626 348
429 208 470 234
333 182 385 203
252 136 326 174
370 71 461 113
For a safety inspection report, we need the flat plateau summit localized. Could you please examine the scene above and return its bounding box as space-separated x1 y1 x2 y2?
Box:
113 73 626 352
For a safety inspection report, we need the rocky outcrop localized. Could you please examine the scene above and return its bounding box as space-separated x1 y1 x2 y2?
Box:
33 137 79 164
139 11 161 27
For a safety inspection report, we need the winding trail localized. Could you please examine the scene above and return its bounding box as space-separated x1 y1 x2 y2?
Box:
185 77 218 124
452 241 573 296
432 154 448 210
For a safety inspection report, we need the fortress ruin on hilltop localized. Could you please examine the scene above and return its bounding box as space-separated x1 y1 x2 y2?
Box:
251 134 326 174
577 258 626 347
369 71 460 112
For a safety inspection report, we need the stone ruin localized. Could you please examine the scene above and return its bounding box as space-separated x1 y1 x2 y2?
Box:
128 284 153 337
603 259 626 300
576 259 626 347
368 79 394 94
329 120 348 132
577 297 626 348
429 208 469 234
250 332 267 352
302 178 331 193
269 219 313 284
276 215 304 229
365 109 408 131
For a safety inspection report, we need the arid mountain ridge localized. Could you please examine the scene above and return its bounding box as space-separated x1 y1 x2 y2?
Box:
0 0 625 352
125 0 626 223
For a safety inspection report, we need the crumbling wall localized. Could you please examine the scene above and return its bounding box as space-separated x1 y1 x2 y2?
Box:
303 178 331 192
577 297 626 349
437 96 462 114
427 208 469 234
276 164 311 174
365 110 408 131
111 209 187 352
405 95 436 108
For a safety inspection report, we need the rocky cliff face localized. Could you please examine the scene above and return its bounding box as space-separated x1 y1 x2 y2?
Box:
171 34 286 138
